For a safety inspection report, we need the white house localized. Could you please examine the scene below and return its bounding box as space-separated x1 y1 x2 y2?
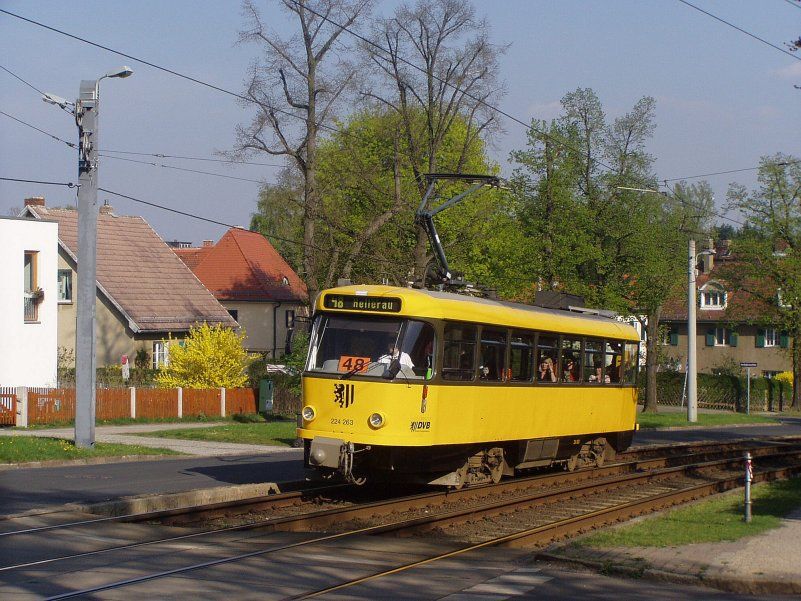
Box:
0 215 58 387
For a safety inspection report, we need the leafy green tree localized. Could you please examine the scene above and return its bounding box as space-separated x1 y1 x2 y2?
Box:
250 168 304 273
726 154 801 410
234 0 373 299
156 323 252 389
364 0 505 278
509 88 716 412
251 107 506 290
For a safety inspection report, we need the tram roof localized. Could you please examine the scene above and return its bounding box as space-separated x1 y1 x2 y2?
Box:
315 285 640 342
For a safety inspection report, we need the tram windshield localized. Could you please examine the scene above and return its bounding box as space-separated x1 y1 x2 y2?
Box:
305 314 435 379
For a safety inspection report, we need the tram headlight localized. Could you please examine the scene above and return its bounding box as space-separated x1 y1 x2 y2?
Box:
301 405 316 422
368 412 386 429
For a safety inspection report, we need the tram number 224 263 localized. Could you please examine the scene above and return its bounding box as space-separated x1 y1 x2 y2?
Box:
331 418 354 425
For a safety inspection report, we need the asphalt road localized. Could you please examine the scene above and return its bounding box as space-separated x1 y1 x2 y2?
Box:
0 451 305 517
2 417 799 518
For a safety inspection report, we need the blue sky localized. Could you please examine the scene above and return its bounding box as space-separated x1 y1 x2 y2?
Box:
1 0 799 244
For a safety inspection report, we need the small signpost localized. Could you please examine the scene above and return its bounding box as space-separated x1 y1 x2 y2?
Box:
740 362 758 415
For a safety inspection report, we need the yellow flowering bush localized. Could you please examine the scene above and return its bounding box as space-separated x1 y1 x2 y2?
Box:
156 323 252 389
775 371 794 387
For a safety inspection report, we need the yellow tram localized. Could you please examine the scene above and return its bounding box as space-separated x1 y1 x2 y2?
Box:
298 284 640 487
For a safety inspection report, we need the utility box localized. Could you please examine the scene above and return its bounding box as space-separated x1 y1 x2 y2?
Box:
259 379 274 413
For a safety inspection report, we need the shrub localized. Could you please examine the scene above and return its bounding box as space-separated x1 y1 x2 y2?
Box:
156 323 252 389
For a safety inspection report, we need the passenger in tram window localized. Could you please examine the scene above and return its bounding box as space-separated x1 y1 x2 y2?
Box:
563 357 579 382
538 356 557 382
589 366 610 383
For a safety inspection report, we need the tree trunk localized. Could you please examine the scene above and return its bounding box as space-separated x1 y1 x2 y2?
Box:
642 307 661 413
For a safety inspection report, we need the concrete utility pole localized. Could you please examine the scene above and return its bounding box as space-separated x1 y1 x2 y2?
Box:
687 238 698 423
74 79 100 448
73 68 132 448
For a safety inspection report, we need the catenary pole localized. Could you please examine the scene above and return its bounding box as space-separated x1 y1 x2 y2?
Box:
687 238 698 423
74 79 100 448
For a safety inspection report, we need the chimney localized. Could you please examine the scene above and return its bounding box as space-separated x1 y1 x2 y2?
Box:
99 201 115 215
24 196 45 207
700 239 715 274
202 240 214 248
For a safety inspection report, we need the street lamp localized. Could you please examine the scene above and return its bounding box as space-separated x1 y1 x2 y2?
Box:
687 243 715 423
43 66 133 448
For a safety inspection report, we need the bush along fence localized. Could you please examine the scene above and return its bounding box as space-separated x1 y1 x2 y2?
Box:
640 373 793 412
2 387 267 427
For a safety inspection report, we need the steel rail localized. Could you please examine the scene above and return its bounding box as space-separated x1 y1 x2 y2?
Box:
40 449 801 599
293 462 801 599
0 480 338 537
7 442 797 574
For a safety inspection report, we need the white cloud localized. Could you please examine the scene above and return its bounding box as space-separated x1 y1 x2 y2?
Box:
773 62 801 80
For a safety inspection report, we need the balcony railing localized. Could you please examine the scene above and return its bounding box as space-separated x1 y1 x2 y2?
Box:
24 293 38 322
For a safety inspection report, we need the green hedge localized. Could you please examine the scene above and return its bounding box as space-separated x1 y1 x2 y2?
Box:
640 372 792 412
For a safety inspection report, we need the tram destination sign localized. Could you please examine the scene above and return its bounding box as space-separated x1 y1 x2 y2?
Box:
324 294 402 313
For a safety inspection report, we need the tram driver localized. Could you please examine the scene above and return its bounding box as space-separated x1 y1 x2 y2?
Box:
378 342 415 369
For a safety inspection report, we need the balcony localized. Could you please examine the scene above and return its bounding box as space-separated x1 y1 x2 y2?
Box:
24 292 39 323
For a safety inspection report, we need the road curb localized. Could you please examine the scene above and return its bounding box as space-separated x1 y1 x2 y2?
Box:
639 421 783 432
536 551 801 596
73 481 287 516
0 453 188 472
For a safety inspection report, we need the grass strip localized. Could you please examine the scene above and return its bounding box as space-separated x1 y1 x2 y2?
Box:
140 420 298 446
0 436 181 463
637 412 777 429
17 412 295 430
577 477 801 548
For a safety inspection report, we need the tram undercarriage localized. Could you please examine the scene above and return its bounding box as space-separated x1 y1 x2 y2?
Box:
305 430 634 487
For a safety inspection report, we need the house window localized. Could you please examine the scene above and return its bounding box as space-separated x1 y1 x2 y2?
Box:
286 309 295 329
714 327 730 346
700 285 727 310
765 328 778 347
23 251 39 322
153 341 169 369
58 269 73 303
763 370 781 379
227 309 239 322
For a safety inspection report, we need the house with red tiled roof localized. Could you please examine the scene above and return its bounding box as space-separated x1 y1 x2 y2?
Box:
174 228 307 357
660 240 792 377
22 197 237 368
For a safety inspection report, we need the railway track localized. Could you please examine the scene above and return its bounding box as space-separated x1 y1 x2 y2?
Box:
3 439 799 599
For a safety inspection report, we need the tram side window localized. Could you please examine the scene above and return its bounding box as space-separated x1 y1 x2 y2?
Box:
510 331 535 382
605 341 623 383
584 339 607 383
400 320 436 379
442 323 477 381
479 328 507 381
536 335 559 383
561 337 582 383
623 342 639 385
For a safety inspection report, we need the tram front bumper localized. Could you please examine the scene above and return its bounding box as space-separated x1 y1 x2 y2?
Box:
308 436 347 469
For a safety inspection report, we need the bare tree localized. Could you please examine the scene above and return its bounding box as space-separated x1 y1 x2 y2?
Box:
363 0 505 277
234 0 372 297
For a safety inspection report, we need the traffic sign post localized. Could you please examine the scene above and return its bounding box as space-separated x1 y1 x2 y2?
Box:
740 362 758 415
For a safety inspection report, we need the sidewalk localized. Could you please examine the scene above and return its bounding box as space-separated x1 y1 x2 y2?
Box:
544 506 801 595
0 422 295 456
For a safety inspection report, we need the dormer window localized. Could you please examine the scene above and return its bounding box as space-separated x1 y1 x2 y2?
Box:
700 282 727 310
282 276 289 286
777 290 792 309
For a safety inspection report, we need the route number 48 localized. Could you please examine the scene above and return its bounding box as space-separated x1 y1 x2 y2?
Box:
338 355 370 373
